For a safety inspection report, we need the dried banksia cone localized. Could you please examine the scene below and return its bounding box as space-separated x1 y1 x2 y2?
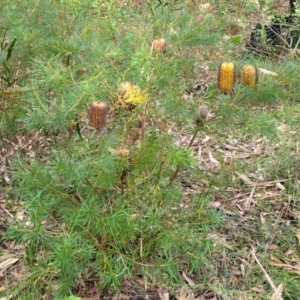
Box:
240 64 259 87
196 105 209 126
217 62 236 94
199 105 208 119
116 148 130 158
130 127 140 144
108 148 129 157
89 101 109 132
151 38 167 53
77 67 88 76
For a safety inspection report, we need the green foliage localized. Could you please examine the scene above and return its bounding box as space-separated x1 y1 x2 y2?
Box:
6 128 220 296
0 29 17 87
2 0 300 298
61 297 81 300
0 27 20 134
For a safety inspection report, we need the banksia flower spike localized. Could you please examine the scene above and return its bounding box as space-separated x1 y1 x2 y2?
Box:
116 81 148 110
217 62 236 94
240 64 259 87
89 101 109 132
151 38 167 53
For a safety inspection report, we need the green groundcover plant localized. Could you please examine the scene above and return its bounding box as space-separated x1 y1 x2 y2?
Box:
1 0 224 298
2 0 300 298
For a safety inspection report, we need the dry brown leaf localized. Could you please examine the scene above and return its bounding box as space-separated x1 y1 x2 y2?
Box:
243 184 256 212
208 151 220 166
11 268 25 280
208 233 233 250
260 213 266 224
240 263 246 277
270 283 283 300
295 231 300 246
0 285 6 292
0 257 19 272
258 68 278 76
259 193 282 200
235 153 254 159
284 249 294 257
270 256 284 264
235 171 254 185
208 201 221 208
251 248 276 290
182 271 195 286
269 262 300 274
177 287 191 300
16 211 25 221
177 287 204 300
251 287 265 293
157 289 169 300
268 245 279 251
275 182 285 191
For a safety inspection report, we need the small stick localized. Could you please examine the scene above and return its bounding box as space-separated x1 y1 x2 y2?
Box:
0 203 14 220
168 166 179 187
188 131 198 148
85 179 107 204
251 247 276 290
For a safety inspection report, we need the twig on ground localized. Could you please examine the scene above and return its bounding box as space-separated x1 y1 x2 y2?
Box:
251 247 277 291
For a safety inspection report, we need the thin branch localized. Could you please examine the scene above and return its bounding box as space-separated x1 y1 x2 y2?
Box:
85 178 107 204
251 247 276 290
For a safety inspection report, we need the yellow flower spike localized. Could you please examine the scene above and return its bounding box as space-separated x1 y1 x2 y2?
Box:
240 64 259 88
217 62 236 94
116 82 148 109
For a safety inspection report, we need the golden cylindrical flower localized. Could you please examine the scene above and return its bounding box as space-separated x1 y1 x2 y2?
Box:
217 62 236 94
240 64 259 87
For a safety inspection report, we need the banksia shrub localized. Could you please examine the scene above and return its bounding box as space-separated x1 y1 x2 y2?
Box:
217 62 236 94
89 101 109 132
116 81 148 109
151 38 167 53
240 64 259 87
